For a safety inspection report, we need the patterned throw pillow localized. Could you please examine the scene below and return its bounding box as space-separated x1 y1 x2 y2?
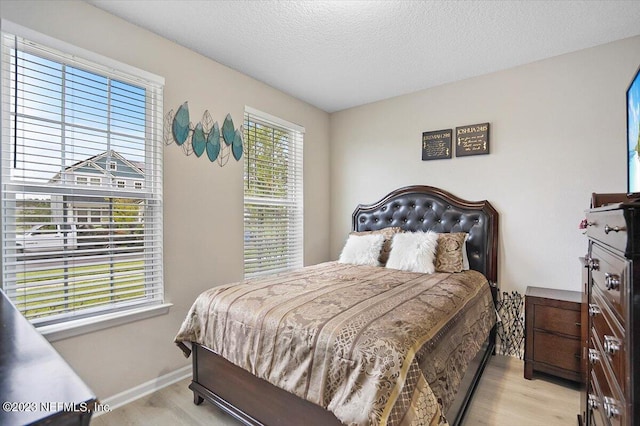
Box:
435 233 468 273
350 227 403 266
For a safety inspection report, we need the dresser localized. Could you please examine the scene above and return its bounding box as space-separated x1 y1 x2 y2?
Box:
0 290 96 426
524 286 582 382
580 201 640 426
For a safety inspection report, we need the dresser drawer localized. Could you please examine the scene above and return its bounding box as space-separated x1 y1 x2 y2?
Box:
591 243 627 323
534 304 581 337
586 209 628 251
533 331 581 373
589 371 609 426
590 347 625 426
591 290 626 395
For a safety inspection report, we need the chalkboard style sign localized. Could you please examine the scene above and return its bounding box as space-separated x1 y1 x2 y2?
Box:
456 123 490 156
422 129 452 160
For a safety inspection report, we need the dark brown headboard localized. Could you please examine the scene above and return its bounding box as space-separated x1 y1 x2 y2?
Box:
352 185 499 284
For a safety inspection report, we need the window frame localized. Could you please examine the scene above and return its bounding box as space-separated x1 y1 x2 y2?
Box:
0 20 169 340
243 106 304 278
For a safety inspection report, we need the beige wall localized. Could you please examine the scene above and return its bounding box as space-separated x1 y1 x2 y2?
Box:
0 0 330 399
330 35 640 294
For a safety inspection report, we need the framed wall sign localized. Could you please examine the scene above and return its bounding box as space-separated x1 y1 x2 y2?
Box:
455 123 490 156
422 129 452 160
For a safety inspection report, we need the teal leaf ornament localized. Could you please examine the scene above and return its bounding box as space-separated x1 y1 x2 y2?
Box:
206 122 221 162
222 114 235 146
172 102 190 146
232 128 243 161
192 122 206 157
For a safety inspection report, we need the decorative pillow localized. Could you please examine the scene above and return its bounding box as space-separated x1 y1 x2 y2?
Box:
350 227 403 266
338 233 385 266
462 234 470 270
386 231 439 273
435 233 468 273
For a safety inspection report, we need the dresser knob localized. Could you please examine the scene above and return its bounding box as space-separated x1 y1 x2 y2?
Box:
604 335 622 355
605 273 620 290
603 397 620 419
588 304 601 316
604 224 626 234
588 349 600 364
588 393 599 410
589 258 600 271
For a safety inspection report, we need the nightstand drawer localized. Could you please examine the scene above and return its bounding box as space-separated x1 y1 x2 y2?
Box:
533 331 581 373
534 304 581 337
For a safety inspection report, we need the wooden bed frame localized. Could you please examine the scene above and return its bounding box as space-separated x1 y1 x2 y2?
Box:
186 185 499 425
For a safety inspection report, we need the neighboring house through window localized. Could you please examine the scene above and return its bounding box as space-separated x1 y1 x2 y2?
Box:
243 107 304 277
0 21 165 335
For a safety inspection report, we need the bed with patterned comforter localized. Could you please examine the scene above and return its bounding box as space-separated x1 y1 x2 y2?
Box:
175 261 495 426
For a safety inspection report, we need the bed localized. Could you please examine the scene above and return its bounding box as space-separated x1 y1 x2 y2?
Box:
175 185 499 426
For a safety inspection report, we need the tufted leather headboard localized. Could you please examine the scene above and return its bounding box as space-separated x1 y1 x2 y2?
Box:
352 185 499 284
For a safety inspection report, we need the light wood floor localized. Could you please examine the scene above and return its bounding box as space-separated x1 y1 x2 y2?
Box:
92 355 579 426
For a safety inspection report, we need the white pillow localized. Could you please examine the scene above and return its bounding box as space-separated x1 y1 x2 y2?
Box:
338 234 385 266
463 234 470 270
386 231 439 273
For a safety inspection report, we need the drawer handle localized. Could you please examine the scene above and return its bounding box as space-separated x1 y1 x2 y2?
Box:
588 348 600 364
604 224 626 234
603 335 622 355
605 273 620 290
588 303 601 316
603 396 621 419
588 393 599 410
589 258 600 271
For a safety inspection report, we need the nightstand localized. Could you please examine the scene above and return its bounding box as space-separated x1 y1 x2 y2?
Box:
524 286 583 382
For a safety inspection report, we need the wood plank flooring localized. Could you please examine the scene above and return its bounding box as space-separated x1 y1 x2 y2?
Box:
92 355 579 426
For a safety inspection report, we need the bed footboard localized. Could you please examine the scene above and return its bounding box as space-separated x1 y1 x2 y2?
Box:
189 328 495 426
190 344 342 426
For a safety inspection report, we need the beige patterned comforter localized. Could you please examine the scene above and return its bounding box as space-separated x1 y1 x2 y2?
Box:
175 261 495 426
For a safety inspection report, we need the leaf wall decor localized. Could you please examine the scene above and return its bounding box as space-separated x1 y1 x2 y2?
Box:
164 102 244 168
232 127 243 161
192 122 206 157
172 102 190 146
206 122 221 162
222 114 235 146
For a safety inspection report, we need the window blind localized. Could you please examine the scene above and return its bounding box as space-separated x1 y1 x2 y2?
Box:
243 108 304 277
0 25 164 327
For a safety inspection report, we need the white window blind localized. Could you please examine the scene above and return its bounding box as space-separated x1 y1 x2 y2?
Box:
0 23 164 328
243 108 304 277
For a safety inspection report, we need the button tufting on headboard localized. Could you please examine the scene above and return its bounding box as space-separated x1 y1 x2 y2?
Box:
352 185 498 283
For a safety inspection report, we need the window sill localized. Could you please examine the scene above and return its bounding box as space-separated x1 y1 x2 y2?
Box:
39 303 173 342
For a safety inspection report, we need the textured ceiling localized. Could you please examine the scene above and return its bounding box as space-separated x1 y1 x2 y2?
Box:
86 0 640 113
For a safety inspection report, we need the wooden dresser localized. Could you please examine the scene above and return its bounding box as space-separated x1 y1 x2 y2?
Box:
0 290 96 425
580 201 640 426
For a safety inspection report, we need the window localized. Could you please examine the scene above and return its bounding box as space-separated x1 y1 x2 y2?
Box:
108 161 117 171
117 180 126 188
0 22 165 331
134 181 143 190
243 107 304 277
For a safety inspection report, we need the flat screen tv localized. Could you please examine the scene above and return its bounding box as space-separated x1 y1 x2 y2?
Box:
627 64 640 196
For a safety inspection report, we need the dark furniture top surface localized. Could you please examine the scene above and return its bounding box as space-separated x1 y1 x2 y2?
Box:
352 185 499 283
525 286 582 304
0 290 96 425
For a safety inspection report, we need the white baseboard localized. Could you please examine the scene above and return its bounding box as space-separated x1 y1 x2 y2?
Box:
95 365 192 416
